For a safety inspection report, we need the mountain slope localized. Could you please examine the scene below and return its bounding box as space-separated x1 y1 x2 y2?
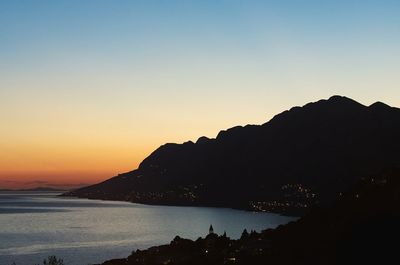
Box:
64 96 400 214
98 168 400 265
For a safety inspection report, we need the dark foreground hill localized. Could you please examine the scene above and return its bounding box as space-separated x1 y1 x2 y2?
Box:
98 168 400 265
64 96 400 214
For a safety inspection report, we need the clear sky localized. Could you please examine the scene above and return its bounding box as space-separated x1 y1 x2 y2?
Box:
1 0 400 189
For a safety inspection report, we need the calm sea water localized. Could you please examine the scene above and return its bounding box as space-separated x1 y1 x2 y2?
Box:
0 192 295 265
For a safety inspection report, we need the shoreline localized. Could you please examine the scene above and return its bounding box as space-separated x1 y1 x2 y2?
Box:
59 193 303 217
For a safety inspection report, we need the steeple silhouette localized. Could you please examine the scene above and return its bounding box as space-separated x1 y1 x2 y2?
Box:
209 224 214 234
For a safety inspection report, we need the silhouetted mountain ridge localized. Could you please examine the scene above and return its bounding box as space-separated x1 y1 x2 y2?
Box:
64 96 400 214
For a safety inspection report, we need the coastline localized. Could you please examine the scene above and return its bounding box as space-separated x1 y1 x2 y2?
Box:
94 171 400 265
60 193 304 217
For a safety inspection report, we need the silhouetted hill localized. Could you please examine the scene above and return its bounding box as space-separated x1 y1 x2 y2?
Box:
0 187 65 192
97 168 400 265
21 187 66 192
64 96 400 214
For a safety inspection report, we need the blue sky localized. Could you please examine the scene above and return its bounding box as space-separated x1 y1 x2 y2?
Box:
1 0 400 187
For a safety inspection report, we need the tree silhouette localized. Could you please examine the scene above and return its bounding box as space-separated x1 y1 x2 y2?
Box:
241 228 249 239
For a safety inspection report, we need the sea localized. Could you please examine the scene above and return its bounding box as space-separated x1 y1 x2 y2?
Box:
0 192 296 265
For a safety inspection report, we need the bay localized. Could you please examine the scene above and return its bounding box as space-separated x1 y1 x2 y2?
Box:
0 192 295 265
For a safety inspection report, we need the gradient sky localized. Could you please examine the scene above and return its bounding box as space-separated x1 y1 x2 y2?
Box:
1 0 400 189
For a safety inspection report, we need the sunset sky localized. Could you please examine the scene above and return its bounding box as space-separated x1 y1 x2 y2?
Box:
1 0 400 189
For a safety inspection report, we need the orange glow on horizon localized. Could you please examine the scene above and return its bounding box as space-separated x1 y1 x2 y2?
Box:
0 140 156 189
0 95 281 190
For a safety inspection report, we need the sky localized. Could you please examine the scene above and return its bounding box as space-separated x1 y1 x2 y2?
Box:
1 0 400 189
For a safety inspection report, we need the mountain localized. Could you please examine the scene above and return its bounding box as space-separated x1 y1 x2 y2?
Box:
0 187 66 192
98 168 400 265
20 187 66 192
63 96 400 214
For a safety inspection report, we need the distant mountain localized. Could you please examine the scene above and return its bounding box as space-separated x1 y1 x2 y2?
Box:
21 187 66 192
0 187 66 192
64 96 400 214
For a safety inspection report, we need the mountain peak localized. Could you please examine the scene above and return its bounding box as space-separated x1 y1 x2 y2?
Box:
291 95 365 113
369 101 391 109
326 95 364 106
328 95 350 101
196 136 211 144
301 95 366 113
268 96 365 126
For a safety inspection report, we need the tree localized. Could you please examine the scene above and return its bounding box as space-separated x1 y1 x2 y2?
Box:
241 229 249 239
38 256 64 265
12 256 64 265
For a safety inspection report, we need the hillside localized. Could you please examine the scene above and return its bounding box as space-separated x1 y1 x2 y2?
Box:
64 96 400 214
98 168 400 265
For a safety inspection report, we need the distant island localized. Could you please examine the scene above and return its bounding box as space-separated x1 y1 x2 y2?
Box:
63 96 400 215
1 187 66 192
